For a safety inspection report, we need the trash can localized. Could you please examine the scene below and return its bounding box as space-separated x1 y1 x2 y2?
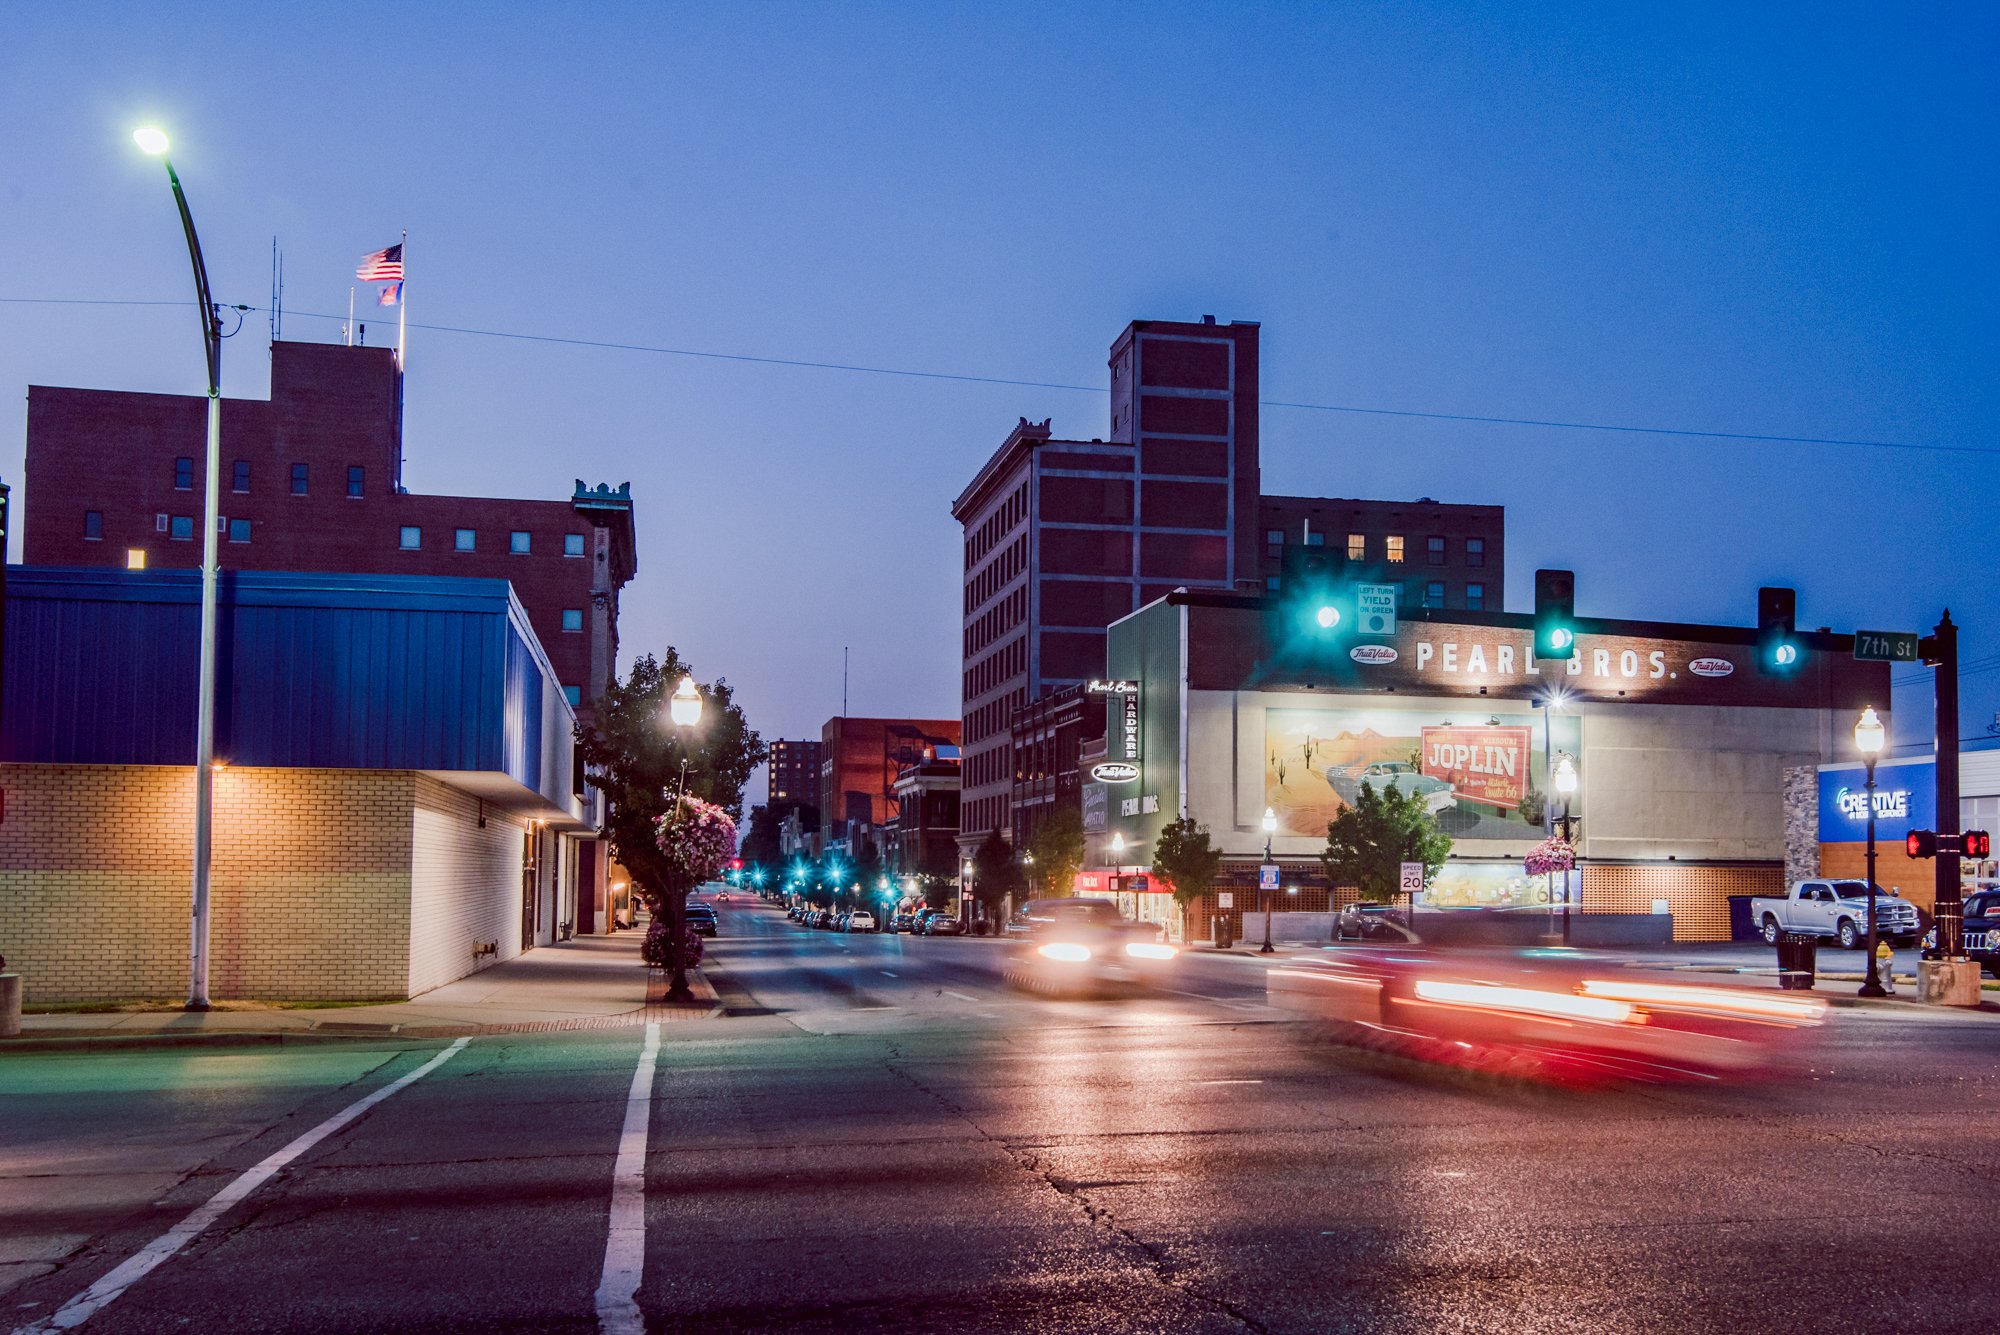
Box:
1215 914 1235 950
1776 931 1817 991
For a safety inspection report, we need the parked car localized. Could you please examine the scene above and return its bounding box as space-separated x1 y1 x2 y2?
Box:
846 910 877 933
1751 880 1920 949
813 908 834 930
925 914 964 936
685 904 719 937
890 911 915 933
1335 901 1417 943
1327 760 1456 815
1923 889 2000 976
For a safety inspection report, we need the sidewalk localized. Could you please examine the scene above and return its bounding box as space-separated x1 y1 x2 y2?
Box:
4 933 719 1052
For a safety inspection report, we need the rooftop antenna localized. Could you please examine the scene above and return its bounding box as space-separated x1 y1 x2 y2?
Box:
842 646 849 717
268 236 284 343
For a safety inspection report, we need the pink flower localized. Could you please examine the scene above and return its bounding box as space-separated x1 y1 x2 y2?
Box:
655 793 739 891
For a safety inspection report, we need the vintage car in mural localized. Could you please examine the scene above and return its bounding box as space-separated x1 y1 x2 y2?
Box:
1326 760 1456 815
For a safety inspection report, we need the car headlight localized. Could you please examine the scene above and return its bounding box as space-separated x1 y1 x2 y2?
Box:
1037 942 1093 963
1124 942 1178 960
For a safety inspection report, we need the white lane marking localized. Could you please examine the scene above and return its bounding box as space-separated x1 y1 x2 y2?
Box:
594 1021 660 1335
880 971 898 978
1196 1079 1265 1086
1161 988 1267 1012
17 1037 471 1335
942 990 982 1003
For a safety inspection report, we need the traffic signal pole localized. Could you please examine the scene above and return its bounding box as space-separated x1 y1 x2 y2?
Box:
1921 610 1982 1005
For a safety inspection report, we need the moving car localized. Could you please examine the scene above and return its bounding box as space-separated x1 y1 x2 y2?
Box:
1002 897 1178 994
1751 880 1921 949
1335 901 1417 942
1327 761 1456 815
1267 944 1827 1085
685 904 719 937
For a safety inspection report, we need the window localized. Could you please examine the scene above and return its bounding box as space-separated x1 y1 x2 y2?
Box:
290 463 309 495
399 526 421 550
1466 537 1485 567
232 460 250 493
1265 576 1281 591
1427 535 1446 566
169 515 194 541
1265 528 1284 546
563 532 586 557
125 549 146 570
1347 533 1365 560
510 530 531 554
174 457 193 490
562 608 583 633
564 685 583 707
84 510 102 541
228 517 250 544
1466 582 1485 611
1386 535 1405 563
347 465 365 498
455 528 475 552
1305 531 1325 547
1424 581 1445 609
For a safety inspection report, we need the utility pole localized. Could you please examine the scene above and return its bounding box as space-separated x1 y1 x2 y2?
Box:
1922 610 1980 1004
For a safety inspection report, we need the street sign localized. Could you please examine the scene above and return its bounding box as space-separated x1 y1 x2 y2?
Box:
1398 862 1425 895
1854 630 1920 663
1258 863 1279 891
1217 891 1234 908
1357 583 1398 636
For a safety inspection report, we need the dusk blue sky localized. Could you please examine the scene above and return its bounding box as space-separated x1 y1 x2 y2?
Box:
3 3 1995 764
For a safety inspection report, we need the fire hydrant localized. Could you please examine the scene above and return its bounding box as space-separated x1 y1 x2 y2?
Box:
1875 939 1896 995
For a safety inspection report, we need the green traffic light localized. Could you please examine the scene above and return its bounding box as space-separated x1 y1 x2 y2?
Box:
1774 643 1798 667
1549 627 1573 652
1316 605 1339 629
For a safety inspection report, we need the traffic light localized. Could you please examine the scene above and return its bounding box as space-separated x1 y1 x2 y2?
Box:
1757 586 1801 674
1275 545 1349 644
1533 569 1575 662
1907 829 1938 859
1967 830 1991 859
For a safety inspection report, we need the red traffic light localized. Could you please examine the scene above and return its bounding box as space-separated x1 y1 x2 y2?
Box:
729 857 744 871
1907 829 1938 859
1966 830 1991 859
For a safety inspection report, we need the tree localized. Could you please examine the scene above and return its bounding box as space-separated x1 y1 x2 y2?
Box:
970 828 1023 925
740 804 782 867
1320 780 1452 913
1025 807 1085 898
1154 816 1223 941
575 650 765 999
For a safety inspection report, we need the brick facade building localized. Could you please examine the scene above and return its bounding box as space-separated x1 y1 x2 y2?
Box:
818 716 960 858
953 316 1507 858
22 339 636 721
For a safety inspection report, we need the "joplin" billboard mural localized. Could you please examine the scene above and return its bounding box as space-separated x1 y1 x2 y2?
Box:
1264 706 1579 843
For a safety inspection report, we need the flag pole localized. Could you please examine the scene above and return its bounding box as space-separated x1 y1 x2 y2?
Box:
346 286 355 346
396 229 407 371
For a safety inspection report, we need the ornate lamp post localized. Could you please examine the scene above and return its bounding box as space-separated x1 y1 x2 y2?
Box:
1260 806 1278 954
133 127 224 1012
1553 752 1579 943
1855 705 1888 998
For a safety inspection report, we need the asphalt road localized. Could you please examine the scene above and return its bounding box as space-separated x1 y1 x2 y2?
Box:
5 895 1999 1334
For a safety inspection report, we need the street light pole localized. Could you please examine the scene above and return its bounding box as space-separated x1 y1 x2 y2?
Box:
1855 706 1888 998
1553 752 1579 945
135 128 223 1012
662 674 703 1001
1260 806 1277 954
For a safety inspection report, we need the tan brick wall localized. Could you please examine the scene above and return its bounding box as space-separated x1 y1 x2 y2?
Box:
0 764 414 1003
1580 862 1784 942
408 777 533 995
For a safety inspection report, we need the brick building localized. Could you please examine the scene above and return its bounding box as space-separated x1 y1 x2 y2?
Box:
884 752 962 888
953 316 1507 858
818 716 960 858
1009 683 1104 851
22 339 637 722
766 738 824 819
0 567 594 1002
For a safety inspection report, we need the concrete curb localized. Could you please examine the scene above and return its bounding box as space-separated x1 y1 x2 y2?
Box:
0 1030 401 1054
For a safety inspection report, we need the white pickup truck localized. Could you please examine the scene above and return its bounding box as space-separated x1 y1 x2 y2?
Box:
1752 879 1921 949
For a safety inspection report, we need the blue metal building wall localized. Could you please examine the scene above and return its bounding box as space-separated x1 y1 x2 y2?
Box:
2 568 571 790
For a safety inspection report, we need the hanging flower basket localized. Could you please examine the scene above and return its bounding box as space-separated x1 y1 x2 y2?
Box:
655 793 739 895
1523 836 1576 877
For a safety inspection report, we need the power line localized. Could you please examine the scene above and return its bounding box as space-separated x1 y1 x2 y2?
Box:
4 293 1992 457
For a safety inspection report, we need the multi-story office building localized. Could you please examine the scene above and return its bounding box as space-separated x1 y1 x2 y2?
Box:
953 316 1506 857
766 738 824 819
22 340 637 723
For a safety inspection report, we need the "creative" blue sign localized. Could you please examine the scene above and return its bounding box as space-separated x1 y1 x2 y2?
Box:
1817 760 1936 844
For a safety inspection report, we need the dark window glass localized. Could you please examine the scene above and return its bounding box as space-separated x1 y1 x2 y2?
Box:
1427 535 1446 565
562 608 584 633
510 530 530 554
455 528 475 552
228 517 250 544
174 457 193 490
169 515 194 541
232 460 250 493
1466 582 1485 611
1466 537 1486 567
564 685 582 707
399 526 420 550
1424 581 1445 609
564 533 586 557
347 465 364 498
84 510 102 540
290 463 309 495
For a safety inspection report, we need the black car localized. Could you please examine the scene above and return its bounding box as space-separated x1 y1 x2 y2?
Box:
1958 890 2000 977
685 904 719 937
1334 901 1417 943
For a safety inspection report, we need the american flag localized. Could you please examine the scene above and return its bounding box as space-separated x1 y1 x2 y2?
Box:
356 244 403 282
376 281 402 307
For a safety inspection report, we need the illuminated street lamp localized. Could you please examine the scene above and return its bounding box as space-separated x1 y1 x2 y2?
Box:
1855 705 1888 998
1552 752 1580 944
133 126 224 1012
667 675 704 727
1260 807 1278 954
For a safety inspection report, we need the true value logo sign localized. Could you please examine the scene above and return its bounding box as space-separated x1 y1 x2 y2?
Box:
1088 679 1141 782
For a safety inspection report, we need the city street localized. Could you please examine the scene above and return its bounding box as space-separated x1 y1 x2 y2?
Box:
6 896 1999 1334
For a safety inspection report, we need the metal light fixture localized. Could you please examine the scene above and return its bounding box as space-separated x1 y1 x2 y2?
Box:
668 675 703 728
1855 705 1888 997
